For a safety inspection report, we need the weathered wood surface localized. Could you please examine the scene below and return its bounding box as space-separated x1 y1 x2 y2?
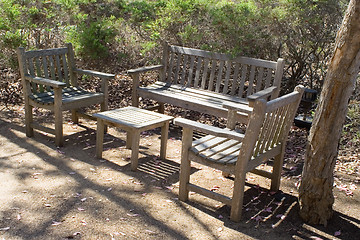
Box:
129 44 285 121
17 43 114 146
94 107 174 171
174 85 304 222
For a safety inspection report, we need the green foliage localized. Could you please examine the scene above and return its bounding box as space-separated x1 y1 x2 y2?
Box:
0 0 349 88
67 17 118 59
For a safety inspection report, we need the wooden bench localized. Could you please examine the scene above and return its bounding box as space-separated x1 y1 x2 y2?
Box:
128 44 285 123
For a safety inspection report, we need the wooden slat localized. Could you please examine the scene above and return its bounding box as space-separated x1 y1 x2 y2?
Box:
265 68 272 88
247 65 256 96
166 52 175 83
180 55 188 86
55 54 63 82
256 67 264 92
187 55 195 87
193 57 202 88
238 65 247 97
62 53 70 86
42 57 51 91
215 60 224 93
230 63 240 95
24 47 68 58
201 58 209 89
223 61 232 94
208 60 217 91
49 56 56 80
187 183 232 206
191 136 227 154
174 53 181 84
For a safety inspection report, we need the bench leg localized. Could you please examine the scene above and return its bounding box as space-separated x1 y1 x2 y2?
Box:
159 102 165 113
71 109 79 123
160 121 169 159
130 130 140 171
25 103 34 137
96 119 105 158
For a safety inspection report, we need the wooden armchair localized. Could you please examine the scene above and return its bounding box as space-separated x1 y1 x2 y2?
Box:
174 85 304 222
17 43 115 146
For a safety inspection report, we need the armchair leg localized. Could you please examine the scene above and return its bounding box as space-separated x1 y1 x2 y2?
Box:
270 153 285 192
54 88 63 147
100 101 108 133
179 127 193 201
25 103 34 137
230 168 247 222
54 109 63 147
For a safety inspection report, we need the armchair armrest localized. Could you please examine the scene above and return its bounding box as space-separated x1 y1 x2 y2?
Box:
74 69 115 79
222 102 253 114
247 86 277 102
174 118 244 141
127 65 163 75
25 76 66 88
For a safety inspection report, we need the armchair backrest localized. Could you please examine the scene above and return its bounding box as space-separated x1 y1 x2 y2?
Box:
17 43 77 96
238 86 304 172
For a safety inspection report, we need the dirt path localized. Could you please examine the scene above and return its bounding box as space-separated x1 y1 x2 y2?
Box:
0 106 359 240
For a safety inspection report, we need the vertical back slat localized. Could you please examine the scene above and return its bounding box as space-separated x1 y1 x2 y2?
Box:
230 63 240 95
167 52 175 83
222 61 232 94
208 60 217 91
55 55 63 82
256 67 264 92
238 65 247 97
265 68 272 88
174 53 181 84
35 57 44 92
61 53 70 87
247 65 256 96
180 55 188 86
186 55 195 87
193 57 202 88
49 56 56 80
42 57 51 91
28 58 37 93
215 60 224 93
201 58 210 89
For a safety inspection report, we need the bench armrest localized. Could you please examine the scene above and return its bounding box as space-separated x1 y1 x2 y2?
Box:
127 65 164 75
74 68 115 79
25 76 66 88
247 86 277 102
174 118 244 141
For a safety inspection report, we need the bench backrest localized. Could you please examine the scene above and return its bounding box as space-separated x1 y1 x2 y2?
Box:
17 43 77 95
160 45 284 99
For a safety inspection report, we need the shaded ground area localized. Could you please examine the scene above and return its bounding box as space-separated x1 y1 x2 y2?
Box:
0 104 359 240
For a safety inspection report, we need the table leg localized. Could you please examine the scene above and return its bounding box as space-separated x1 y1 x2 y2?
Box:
126 130 132 149
160 121 169 159
96 119 105 158
130 130 140 171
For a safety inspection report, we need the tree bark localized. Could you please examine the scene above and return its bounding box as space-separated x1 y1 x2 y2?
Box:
298 0 360 226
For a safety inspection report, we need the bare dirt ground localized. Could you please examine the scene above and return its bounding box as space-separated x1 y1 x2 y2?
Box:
0 104 359 240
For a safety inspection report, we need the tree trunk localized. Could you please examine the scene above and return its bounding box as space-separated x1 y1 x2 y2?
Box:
298 0 360 226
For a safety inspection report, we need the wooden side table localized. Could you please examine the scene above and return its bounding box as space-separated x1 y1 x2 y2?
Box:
93 107 174 171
